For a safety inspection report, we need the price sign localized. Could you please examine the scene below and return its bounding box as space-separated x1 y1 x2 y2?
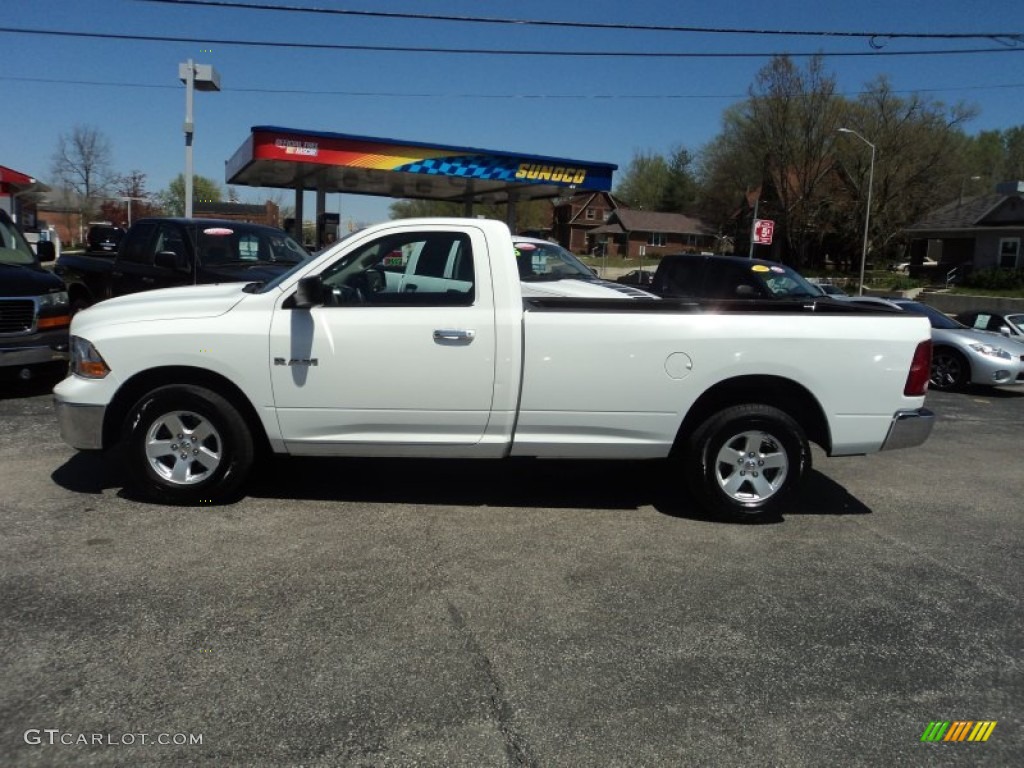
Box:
753 219 775 245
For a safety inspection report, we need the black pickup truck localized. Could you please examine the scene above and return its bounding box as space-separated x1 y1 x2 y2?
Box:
0 209 70 380
55 217 310 312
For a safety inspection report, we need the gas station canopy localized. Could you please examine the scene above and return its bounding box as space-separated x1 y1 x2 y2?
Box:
226 126 616 206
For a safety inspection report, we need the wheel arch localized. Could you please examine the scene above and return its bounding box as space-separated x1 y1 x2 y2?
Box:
102 366 272 456
673 375 830 454
66 281 95 311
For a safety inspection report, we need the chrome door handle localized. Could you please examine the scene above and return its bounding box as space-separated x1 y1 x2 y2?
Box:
433 329 475 342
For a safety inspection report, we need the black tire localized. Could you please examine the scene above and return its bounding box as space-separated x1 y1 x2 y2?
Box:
124 384 254 504
930 347 969 391
683 404 810 522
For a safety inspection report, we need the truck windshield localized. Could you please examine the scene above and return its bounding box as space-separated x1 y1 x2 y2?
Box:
513 240 596 282
0 211 37 266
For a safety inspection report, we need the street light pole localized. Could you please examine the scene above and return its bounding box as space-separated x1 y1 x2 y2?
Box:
959 175 981 206
838 127 875 296
178 60 221 218
121 196 144 227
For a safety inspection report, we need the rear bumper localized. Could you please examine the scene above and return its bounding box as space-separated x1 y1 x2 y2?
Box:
880 408 935 451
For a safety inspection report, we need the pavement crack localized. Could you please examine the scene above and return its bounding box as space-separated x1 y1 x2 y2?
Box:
446 600 537 768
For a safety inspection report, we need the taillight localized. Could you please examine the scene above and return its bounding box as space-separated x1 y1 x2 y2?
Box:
904 340 932 396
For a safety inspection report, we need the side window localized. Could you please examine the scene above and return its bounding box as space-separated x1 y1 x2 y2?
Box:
658 258 702 297
151 223 188 268
119 221 158 265
703 262 767 299
318 231 474 306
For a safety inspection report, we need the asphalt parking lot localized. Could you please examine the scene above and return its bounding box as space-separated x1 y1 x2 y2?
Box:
1 373 1021 767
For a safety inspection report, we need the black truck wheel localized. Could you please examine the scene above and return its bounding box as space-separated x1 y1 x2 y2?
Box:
124 384 254 504
683 404 809 522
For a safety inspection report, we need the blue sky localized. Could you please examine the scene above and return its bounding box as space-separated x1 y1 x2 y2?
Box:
3 0 1022 226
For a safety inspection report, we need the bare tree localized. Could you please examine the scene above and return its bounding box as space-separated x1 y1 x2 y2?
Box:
49 125 117 222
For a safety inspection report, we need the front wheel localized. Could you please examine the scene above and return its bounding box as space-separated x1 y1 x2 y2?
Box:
124 384 254 504
683 404 810 522
930 348 969 391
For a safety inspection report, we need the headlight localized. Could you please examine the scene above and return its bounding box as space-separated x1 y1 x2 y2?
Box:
38 291 69 310
968 343 1011 360
70 336 110 379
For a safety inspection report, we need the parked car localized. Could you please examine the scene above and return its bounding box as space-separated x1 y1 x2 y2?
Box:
0 209 70 380
651 253 822 300
837 297 1024 391
85 223 125 255
615 269 655 287
511 237 656 299
889 258 937 274
954 309 1024 339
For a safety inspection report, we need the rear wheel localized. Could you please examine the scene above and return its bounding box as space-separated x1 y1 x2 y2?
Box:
683 404 809 522
124 384 254 504
930 348 969 391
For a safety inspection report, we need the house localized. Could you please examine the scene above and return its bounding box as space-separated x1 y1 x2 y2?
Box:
903 181 1024 275
588 209 717 259
192 200 281 227
550 191 619 253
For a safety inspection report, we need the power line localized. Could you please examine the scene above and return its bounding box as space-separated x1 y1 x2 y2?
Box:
136 0 1024 45
4 74 1022 101
2 26 1023 59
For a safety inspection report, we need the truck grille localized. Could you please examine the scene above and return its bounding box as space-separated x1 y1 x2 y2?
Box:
0 299 36 334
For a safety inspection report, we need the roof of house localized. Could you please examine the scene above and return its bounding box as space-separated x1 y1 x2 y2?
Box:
904 187 1024 234
591 209 713 236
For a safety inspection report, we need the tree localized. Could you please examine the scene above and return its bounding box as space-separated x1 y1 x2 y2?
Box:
98 170 161 226
49 125 118 222
614 151 671 210
660 146 699 213
157 174 223 216
838 77 977 260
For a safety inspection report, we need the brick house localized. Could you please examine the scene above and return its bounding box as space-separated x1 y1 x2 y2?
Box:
588 209 717 259
550 191 620 253
192 200 281 227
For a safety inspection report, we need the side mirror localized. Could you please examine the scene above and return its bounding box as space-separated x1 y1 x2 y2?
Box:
294 275 327 308
155 250 190 272
36 241 56 262
735 284 757 297
998 325 1012 337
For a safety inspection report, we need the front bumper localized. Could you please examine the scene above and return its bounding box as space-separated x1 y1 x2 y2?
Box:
0 328 70 369
880 408 936 451
54 397 107 450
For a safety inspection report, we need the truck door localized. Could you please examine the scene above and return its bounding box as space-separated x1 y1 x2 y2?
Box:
110 221 192 296
268 226 496 452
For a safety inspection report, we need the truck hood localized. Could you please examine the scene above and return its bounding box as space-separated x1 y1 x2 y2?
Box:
72 282 248 332
0 262 65 295
520 279 658 300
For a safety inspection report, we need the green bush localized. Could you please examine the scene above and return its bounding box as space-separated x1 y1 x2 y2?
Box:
961 268 1024 291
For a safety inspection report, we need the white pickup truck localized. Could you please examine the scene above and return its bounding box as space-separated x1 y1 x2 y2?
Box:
54 218 935 521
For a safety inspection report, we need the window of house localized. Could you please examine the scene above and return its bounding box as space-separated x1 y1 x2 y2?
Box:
647 232 666 247
998 238 1021 269
585 208 595 220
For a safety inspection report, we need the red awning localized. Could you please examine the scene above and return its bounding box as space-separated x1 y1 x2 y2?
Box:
0 165 36 186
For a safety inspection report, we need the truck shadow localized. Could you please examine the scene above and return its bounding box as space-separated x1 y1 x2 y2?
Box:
51 453 873 523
